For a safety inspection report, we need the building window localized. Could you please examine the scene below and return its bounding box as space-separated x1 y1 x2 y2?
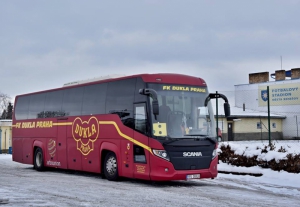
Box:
257 122 262 129
272 123 276 128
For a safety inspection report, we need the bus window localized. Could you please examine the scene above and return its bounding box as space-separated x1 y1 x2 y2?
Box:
28 93 46 119
15 96 30 120
62 87 84 116
134 103 147 134
106 78 136 129
134 145 146 163
134 77 147 102
82 83 107 115
44 90 64 118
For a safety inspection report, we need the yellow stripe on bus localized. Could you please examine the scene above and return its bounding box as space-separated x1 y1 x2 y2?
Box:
13 120 152 154
99 121 153 154
52 122 73 126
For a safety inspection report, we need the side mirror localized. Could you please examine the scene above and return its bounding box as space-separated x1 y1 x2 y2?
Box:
139 88 159 120
224 102 230 117
204 92 231 117
152 100 159 115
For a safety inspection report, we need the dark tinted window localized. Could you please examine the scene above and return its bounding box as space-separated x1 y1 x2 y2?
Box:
134 103 147 134
28 93 46 119
44 90 64 118
106 78 136 128
15 96 30 120
82 83 107 115
134 145 146 163
62 87 84 116
134 77 146 102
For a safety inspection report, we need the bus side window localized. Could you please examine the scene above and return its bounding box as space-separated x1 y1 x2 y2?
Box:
62 87 84 116
15 96 30 120
28 93 46 119
44 90 64 118
82 83 107 115
133 145 146 163
106 78 135 129
134 103 147 135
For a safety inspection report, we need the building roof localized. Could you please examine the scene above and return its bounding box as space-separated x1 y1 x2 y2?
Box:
0 119 12 127
216 106 286 119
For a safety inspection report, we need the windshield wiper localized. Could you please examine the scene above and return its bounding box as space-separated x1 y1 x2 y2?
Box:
184 134 207 137
156 135 175 141
184 134 217 143
162 138 181 145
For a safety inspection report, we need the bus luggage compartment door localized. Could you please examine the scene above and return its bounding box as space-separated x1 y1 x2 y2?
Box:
56 118 68 169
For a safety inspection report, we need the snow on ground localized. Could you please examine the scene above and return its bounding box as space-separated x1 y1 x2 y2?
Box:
0 140 299 206
216 163 300 196
220 140 300 161
215 140 300 196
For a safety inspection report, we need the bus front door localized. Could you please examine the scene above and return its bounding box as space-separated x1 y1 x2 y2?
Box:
133 103 151 180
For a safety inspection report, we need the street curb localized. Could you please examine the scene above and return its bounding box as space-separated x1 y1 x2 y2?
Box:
218 171 263 177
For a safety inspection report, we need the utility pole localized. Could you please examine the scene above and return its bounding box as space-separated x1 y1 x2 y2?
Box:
267 86 271 146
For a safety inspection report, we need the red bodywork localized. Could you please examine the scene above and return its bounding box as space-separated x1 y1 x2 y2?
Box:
12 73 218 181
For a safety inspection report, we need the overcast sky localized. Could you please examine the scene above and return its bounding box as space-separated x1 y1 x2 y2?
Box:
1 0 300 101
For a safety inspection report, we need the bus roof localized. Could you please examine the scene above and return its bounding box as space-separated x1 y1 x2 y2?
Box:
63 74 127 87
15 73 207 97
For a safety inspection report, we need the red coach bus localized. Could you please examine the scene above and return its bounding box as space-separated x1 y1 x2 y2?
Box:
12 73 230 181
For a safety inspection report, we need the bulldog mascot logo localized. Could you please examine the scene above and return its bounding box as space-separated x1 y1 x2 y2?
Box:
72 117 99 155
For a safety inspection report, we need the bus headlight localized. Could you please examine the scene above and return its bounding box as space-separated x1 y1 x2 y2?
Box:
212 149 217 160
153 149 170 161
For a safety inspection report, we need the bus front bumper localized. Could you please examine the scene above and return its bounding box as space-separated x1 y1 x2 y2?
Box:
149 156 218 181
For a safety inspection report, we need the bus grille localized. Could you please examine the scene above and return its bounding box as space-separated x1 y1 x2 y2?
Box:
164 144 214 170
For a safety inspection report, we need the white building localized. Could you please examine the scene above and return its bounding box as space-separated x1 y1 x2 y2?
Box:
0 119 12 153
234 68 300 139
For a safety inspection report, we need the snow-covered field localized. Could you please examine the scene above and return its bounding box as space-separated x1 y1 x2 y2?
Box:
0 140 299 206
217 140 300 196
219 140 300 162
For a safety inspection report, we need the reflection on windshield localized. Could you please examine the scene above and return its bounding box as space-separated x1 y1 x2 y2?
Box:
149 85 216 139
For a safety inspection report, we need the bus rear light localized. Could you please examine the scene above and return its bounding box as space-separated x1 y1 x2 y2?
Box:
152 149 170 161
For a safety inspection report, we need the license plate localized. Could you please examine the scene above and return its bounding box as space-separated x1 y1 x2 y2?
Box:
186 174 200 180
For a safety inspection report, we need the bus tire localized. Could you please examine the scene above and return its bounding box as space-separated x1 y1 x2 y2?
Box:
103 152 118 181
34 147 45 171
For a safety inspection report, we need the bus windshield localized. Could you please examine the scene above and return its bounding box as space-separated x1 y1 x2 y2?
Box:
148 84 216 139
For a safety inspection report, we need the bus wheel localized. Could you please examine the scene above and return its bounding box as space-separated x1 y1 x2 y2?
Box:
34 148 44 171
104 152 118 181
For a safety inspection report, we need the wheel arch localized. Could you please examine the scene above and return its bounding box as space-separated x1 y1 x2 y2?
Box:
32 140 45 164
100 142 122 176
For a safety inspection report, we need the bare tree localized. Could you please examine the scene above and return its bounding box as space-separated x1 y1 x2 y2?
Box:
0 92 11 118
